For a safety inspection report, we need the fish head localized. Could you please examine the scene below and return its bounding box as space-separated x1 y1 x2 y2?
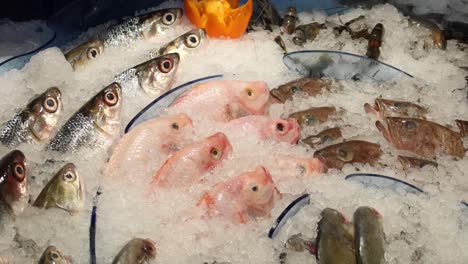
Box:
38 246 71 264
0 150 27 212
202 132 232 169
90 82 122 137
239 166 277 215
158 29 206 57
140 8 183 40
314 141 382 170
264 118 300 144
379 117 421 148
233 81 270 115
320 207 350 225
136 53 180 95
271 78 329 104
289 107 336 127
368 99 427 119
27 87 62 142
114 238 157 263
64 38 104 69
138 239 157 260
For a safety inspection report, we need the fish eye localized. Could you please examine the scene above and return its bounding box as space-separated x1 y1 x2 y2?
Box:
276 123 285 131
251 185 259 192
245 88 254 97
404 120 416 130
305 115 317 125
185 34 200 48
291 86 301 94
162 12 175 25
49 251 60 260
393 102 402 108
43 97 58 113
158 58 173 73
104 90 118 106
63 171 76 182
87 48 99 59
143 241 156 255
13 163 25 180
171 123 179 130
337 148 353 162
210 147 221 159
322 135 333 143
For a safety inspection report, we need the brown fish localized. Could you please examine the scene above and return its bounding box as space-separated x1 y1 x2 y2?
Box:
38 246 72 264
0 150 28 215
376 117 465 158
364 98 427 120
289 106 336 127
270 78 330 103
397 155 438 170
302 127 343 148
456 119 468 137
366 23 384 60
313 140 382 171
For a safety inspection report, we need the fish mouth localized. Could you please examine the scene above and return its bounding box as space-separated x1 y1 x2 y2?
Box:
269 89 285 103
313 152 329 172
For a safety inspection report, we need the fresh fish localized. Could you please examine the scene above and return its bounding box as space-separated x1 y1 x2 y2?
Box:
364 98 427 120
398 155 438 170
0 150 27 215
293 23 326 46
302 127 343 148
224 116 300 144
354 206 386 264
33 163 84 212
456 119 468 137
114 53 180 96
112 238 157 264
150 132 232 188
313 140 382 171
281 6 297 34
376 117 465 158
272 155 326 176
366 23 384 60
288 106 337 127
106 114 193 175
65 8 183 69
167 80 270 123
0 87 62 147
38 246 72 264
47 82 122 152
151 29 206 59
269 77 331 104
197 166 279 224
249 0 282 32
315 208 355 264
333 15 370 40
286 233 315 254
409 17 446 50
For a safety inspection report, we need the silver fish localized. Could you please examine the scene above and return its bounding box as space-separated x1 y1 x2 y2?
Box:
0 87 62 147
47 83 122 152
151 29 206 59
112 238 157 264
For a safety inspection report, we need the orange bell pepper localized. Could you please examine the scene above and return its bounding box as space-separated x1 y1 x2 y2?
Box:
184 0 253 38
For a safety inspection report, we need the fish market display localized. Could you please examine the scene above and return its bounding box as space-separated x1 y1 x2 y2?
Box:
269 77 331 104
353 206 386 264
112 238 156 264
0 87 62 147
0 150 27 215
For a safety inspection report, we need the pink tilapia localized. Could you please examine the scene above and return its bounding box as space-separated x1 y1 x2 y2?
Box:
197 166 279 224
225 116 300 144
272 155 326 176
150 132 232 188
167 80 270 122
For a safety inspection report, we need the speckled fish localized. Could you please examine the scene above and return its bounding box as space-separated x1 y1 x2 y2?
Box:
354 206 386 264
197 166 279 224
269 78 331 104
293 23 326 46
364 98 427 120
33 163 84 212
114 53 180 96
167 80 270 123
288 106 337 127
0 87 62 147
38 246 72 264
47 82 122 153
397 155 438 170
376 117 465 158
224 116 300 144
150 29 206 59
456 119 468 137
65 8 183 69
366 23 384 60
0 150 27 215
313 140 382 171
302 127 343 148
315 208 355 264
112 238 157 264
150 132 232 188
106 114 193 175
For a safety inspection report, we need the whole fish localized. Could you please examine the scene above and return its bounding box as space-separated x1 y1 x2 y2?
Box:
313 140 382 171
397 155 438 170
376 117 465 158
151 132 232 188
366 23 384 60
114 53 180 96
106 114 193 175
364 98 427 120
167 80 270 123
269 77 331 104
38 246 72 264
272 155 326 176
293 23 326 46
288 106 337 127
112 238 157 264
47 82 122 152
0 150 27 215
302 127 343 148
197 166 279 224
281 6 297 34
33 163 84 212
151 29 206 59
315 208 355 264
354 206 386 264
65 8 183 69
0 87 62 147
224 116 300 144
456 119 468 137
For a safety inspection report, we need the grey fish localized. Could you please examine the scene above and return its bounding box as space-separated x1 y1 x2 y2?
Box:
0 87 62 147
114 53 180 96
47 83 122 153
38 246 72 264
112 238 156 264
65 8 183 69
151 29 206 59
353 206 386 264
